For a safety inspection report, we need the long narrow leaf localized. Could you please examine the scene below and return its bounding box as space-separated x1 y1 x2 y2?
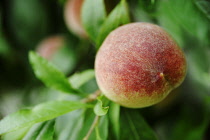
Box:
120 109 157 140
108 102 120 140
29 51 79 94
36 120 55 140
2 125 32 140
22 120 55 140
0 100 91 135
69 69 95 89
96 0 130 48
23 122 45 140
81 0 106 42
55 110 84 140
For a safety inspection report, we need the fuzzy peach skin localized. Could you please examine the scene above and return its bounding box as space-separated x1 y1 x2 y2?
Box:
95 22 187 108
64 0 87 38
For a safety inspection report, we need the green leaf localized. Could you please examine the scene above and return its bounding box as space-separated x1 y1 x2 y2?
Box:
22 122 45 140
157 0 210 47
94 96 109 116
76 109 96 139
29 51 79 94
35 120 55 140
120 108 157 140
23 120 55 140
195 0 210 20
79 78 99 93
2 126 32 140
96 0 130 48
69 69 98 93
108 102 120 140
0 100 91 135
68 69 95 89
55 110 84 140
81 0 106 42
130 0 156 23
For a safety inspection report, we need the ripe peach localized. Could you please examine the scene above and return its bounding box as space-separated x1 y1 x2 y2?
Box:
36 35 64 60
64 0 87 38
95 22 187 108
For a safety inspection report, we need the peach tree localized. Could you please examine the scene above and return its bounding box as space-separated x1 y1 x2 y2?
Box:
0 0 210 140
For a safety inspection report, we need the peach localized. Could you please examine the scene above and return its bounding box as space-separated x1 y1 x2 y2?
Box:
36 35 64 60
64 0 87 38
95 22 187 108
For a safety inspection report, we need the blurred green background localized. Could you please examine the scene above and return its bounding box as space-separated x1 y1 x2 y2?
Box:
0 0 210 140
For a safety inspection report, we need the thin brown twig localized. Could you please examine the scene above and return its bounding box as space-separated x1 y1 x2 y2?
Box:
83 115 100 140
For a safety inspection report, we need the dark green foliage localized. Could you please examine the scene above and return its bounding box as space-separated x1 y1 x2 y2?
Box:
120 108 157 140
